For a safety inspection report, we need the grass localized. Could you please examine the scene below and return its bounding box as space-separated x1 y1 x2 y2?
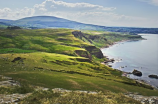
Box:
20 90 141 104
0 28 157 103
0 52 158 96
0 48 37 54
0 29 93 58
0 75 5 81
5 71 158 96
81 30 143 48
0 25 8 29
0 85 34 94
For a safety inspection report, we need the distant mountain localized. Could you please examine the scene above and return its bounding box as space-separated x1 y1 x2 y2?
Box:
0 21 12 29
0 16 158 34
1 16 106 30
0 22 9 26
0 19 13 22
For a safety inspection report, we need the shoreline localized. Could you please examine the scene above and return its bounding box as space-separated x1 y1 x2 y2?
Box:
100 38 158 90
102 58 157 90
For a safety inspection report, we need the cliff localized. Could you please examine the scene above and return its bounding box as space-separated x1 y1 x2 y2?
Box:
72 31 104 59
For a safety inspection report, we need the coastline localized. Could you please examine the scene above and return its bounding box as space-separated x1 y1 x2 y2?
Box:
100 38 157 90
100 39 145 51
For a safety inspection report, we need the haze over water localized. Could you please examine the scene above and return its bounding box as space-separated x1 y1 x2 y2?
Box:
101 34 158 88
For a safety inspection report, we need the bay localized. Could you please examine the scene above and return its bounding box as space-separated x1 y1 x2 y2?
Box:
101 34 158 88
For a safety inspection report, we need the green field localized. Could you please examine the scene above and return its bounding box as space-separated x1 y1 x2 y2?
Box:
0 28 157 103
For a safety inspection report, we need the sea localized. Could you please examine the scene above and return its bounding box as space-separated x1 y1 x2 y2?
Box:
101 34 158 88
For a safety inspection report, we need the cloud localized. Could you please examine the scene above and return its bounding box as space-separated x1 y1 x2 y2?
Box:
32 0 148 27
0 0 157 27
34 0 116 13
152 0 158 5
139 0 158 6
0 8 12 18
0 7 34 20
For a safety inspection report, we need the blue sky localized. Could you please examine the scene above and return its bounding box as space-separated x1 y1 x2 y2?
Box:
0 0 158 27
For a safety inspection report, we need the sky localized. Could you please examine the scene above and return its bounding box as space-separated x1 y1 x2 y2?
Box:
0 0 158 28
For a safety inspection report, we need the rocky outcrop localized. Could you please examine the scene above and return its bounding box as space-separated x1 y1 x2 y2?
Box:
75 58 91 62
108 65 112 67
72 30 107 44
124 92 158 104
148 75 158 79
72 31 104 59
75 50 92 60
84 46 104 59
11 57 26 62
0 75 20 87
132 69 142 76
104 58 115 63
0 93 31 104
72 31 93 43
0 75 31 104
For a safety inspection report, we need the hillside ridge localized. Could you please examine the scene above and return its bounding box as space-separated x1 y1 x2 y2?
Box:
0 28 158 103
0 16 158 34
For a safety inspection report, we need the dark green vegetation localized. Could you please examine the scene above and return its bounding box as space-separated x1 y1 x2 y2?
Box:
0 28 158 103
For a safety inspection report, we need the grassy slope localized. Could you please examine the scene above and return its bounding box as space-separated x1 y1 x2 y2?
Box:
0 28 158 98
1 52 158 96
0 29 87 55
20 90 141 104
81 30 143 48
0 24 8 29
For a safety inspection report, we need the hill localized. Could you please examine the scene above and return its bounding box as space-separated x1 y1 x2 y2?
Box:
0 16 158 34
0 28 158 103
0 16 106 30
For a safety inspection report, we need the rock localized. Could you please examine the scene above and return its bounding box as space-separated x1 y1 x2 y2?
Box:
85 46 104 59
127 72 132 74
12 57 22 62
132 69 142 76
104 58 115 63
104 61 109 63
0 80 20 87
72 31 104 59
108 65 112 67
148 75 158 79
2 76 13 80
75 50 92 60
124 92 158 104
0 93 31 104
0 75 32 104
110 58 115 62
110 59 115 63
75 58 91 62
12 57 26 63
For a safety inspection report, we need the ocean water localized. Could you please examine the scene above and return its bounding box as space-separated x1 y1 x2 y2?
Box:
101 34 158 88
